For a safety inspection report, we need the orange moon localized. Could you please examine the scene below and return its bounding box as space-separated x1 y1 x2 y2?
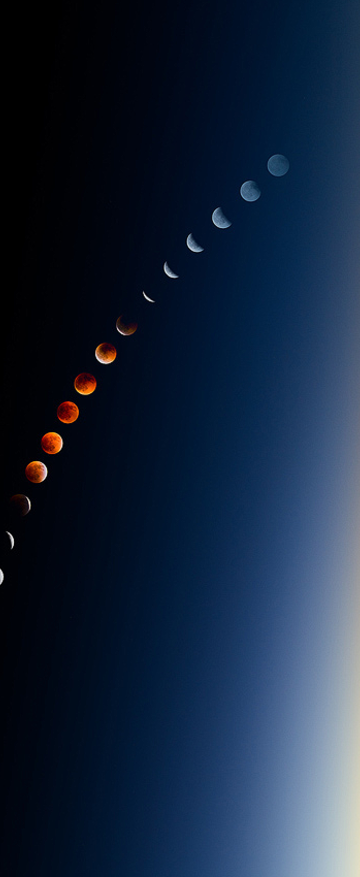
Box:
9 494 31 516
25 461 48 483
41 432 63 454
74 372 97 395
95 342 117 364
57 401 79 423
116 314 138 335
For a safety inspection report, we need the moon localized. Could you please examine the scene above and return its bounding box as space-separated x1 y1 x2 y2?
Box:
211 207 232 228
240 180 261 202
57 401 79 423
0 569 4 585
25 461 48 483
95 342 117 363
163 262 179 279
41 432 63 454
1 531 15 552
9 494 31 516
5 531 15 549
142 291 155 303
186 233 204 253
267 153 290 176
74 373 97 395
116 314 138 335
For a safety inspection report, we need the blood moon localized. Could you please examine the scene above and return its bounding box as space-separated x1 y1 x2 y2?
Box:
116 314 138 336
25 461 48 483
74 372 97 395
95 342 117 364
57 401 79 424
41 432 63 454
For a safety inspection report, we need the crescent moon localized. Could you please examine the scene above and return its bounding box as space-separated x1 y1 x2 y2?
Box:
186 233 204 253
211 207 232 228
142 290 155 303
5 531 15 549
163 261 179 279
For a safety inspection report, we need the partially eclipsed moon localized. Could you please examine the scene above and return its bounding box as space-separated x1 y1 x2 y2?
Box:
116 315 138 335
142 291 155 303
163 262 179 279
0 569 4 585
240 180 261 202
95 342 117 363
267 154 290 176
25 461 48 483
74 373 97 395
211 207 232 228
5 531 15 549
186 233 204 253
9 494 31 516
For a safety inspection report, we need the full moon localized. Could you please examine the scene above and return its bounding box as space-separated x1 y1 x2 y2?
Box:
25 461 48 483
240 180 261 201
9 494 31 516
57 401 79 423
267 154 289 176
41 432 63 454
95 342 117 363
74 373 97 395
116 315 138 335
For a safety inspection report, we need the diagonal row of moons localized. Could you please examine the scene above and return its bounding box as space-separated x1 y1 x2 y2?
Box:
0 154 289 583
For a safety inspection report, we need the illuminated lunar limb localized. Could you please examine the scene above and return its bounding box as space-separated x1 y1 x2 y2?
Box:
240 180 261 201
9 494 31 516
74 373 97 395
211 207 232 228
186 233 204 253
116 315 138 335
95 342 117 363
163 261 179 279
25 461 48 483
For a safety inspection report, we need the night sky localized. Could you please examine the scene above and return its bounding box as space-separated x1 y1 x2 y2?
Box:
1 1 360 875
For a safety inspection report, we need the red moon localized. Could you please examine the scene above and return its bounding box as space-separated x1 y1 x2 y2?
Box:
57 401 79 423
41 432 63 454
95 342 117 364
9 494 31 516
25 461 48 483
116 314 138 335
74 373 97 395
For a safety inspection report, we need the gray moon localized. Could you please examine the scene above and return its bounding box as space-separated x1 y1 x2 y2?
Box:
0 531 15 552
163 261 179 279
186 233 204 253
267 154 289 176
211 207 232 228
0 569 4 585
240 181 261 202
142 290 155 303
5 531 15 549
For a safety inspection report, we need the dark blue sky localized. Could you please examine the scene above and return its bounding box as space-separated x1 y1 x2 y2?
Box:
1 1 359 874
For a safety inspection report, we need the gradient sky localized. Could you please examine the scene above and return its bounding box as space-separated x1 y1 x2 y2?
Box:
1 1 359 875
